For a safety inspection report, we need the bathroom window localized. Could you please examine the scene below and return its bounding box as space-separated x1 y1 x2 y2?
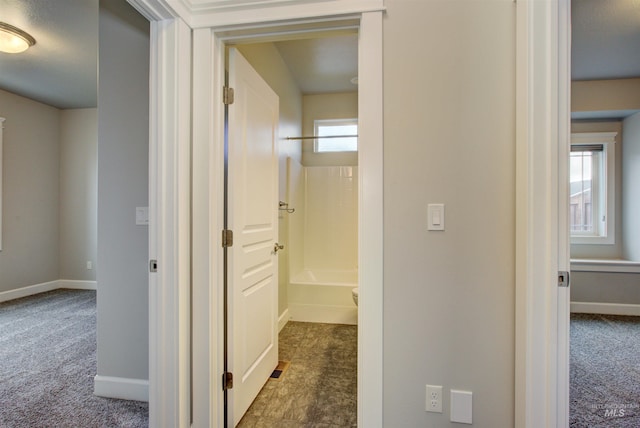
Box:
314 119 358 153
570 132 616 245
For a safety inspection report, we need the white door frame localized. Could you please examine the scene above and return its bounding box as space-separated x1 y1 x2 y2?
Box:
127 1 384 427
557 0 572 425
124 2 193 426
129 0 570 426
515 0 571 427
191 11 384 427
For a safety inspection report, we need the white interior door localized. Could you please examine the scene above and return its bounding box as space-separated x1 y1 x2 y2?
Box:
227 47 280 427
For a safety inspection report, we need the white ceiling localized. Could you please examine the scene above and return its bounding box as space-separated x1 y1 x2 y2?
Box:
0 0 98 109
0 0 639 109
572 0 640 81
274 34 358 94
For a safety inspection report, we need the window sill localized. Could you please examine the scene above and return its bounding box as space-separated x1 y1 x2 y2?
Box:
571 235 615 245
570 259 640 273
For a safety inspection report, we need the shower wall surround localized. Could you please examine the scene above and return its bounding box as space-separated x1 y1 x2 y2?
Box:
286 157 359 324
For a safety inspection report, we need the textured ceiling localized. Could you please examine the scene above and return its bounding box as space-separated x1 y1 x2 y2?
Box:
0 1 638 109
274 34 358 94
0 0 98 109
572 0 640 81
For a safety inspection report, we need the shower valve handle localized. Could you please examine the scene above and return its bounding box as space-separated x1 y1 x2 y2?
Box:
274 243 284 253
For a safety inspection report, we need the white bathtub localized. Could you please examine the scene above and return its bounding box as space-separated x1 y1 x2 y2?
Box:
287 269 358 325
290 269 358 286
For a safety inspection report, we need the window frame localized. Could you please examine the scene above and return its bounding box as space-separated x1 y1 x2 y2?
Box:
313 118 358 153
570 132 616 245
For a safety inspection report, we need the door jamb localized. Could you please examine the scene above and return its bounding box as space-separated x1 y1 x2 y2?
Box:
125 1 193 426
126 1 384 422
557 0 572 425
515 0 570 426
191 11 385 428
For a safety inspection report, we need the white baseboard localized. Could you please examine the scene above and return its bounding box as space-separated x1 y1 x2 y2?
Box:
0 281 60 303
58 280 97 290
289 303 357 325
571 302 640 316
94 375 149 402
571 259 640 273
278 308 290 332
0 280 97 303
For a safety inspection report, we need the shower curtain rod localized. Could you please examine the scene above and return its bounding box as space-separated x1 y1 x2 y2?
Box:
284 134 358 140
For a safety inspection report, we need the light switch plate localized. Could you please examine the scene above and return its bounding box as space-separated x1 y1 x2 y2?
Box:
136 207 149 225
428 204 445 231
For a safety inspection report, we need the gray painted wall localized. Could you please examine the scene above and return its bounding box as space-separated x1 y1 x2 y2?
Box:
623 112 640 261
571 271 640 304
570 115 640 304
97 0 149 381
383 1 515 426
0 90 60 292
60 108 97 281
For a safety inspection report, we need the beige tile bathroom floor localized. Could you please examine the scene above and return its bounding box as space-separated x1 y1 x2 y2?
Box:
237 321 357 428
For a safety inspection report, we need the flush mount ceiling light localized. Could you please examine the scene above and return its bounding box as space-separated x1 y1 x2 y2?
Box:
0 22 36 54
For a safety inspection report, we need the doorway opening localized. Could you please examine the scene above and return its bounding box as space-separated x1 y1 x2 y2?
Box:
187 10 383 427
224 31 360 426
568 0 640 425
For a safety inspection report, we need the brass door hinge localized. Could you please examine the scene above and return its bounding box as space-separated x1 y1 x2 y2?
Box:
223 372 233 390
223 87 234 105
222 229 234 248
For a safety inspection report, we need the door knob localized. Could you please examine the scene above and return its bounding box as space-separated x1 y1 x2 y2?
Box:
274 243 284 253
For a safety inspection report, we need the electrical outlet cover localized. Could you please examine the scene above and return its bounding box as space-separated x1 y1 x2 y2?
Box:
426 385 442 413
450 390 472 424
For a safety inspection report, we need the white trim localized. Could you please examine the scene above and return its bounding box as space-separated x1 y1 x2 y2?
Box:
195 11 383 427
0 281 60 303
571 259 640 273
278 308 290 332
185 0 384 28
58 280 98 290
127 2 383 427
146 20 163 428
288 304 357 325
570 132 617 145
126 4 193 427
191 26 224 428
357 11 384 428
127 1 194 426
93 375 149 402
516 0 569 426
0 280 96 303
571 302 640 317
556 0 572 425
199 11 383 427
126 0 183 21
570 132 617 245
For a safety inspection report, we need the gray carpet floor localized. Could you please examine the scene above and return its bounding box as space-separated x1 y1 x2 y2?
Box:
0 289 148 428
571 313 640 428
